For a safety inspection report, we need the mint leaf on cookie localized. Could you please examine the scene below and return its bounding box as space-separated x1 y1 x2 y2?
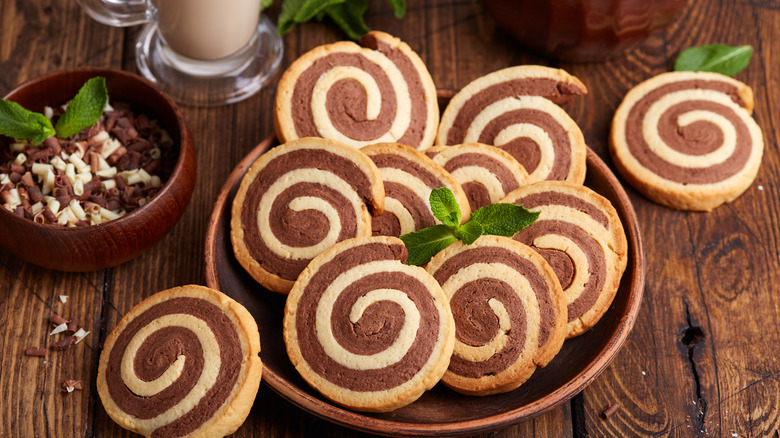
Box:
429 186 462 228
400 225 458 266
469 203 540 238
400 187 539 265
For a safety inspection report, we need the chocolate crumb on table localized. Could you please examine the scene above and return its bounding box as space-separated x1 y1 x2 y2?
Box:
51 336 76 351
66 317 80 335
62 379 83 393
25 347 47 357
601 403 620 419
50 314 67 327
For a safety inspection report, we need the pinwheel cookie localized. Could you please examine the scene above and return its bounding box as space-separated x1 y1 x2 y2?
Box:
426 235 567 396
231 138 384 293
437 65 588 184
501 181 627 338
275 31 439 149
610 71 764 211
362 142 469 237
97 285 262 438
426 143 529 211
283 236 455 412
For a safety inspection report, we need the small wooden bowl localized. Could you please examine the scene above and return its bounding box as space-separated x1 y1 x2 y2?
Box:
0 68 196 271
204 136 645 436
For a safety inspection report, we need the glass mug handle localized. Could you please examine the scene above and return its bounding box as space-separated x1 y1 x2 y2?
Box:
76 0 152 27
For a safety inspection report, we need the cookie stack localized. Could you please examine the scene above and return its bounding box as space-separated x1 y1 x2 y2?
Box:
227 31 629 411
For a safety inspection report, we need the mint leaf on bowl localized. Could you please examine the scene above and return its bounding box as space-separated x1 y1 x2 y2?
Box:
0 100 56 145
54 77 108 139
674 44 753 77
400 188 539 266
0 76 108 145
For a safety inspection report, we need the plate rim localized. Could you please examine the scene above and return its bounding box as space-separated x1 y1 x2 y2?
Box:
204 135 645 437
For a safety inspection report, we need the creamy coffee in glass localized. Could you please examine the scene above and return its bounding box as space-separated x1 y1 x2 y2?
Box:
152 0 262 61
76 0 283 106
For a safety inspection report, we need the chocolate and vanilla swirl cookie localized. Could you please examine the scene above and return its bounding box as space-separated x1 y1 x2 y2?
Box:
97 285 262 438
436 66 588 184
283 236 455 412
231 138 384 294
426 235 566 396
426 143 529 211
610 71 764 211
501 181 627 338
275 31 438 149
362 142 469 237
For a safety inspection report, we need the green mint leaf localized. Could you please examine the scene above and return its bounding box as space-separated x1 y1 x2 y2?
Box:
470 203 540 238
454 220 483 245
0 100 55 145
429 187 461 228
295 0 345 23
674 44 753 77
54 77 108 139
278 0 304 34
261 0 273 10
400 224 458 266
387 0 405 19
325 0 370 40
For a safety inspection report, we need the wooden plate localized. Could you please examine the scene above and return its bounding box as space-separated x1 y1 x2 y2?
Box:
204 136 645 436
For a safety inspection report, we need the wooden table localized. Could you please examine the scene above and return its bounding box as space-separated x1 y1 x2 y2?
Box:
2 0 778 436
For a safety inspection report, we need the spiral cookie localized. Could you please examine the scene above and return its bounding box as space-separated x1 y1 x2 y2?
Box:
231 138 384 294
362 142 470 237
610 71 764 211
436 66 588 184
284 236 455 412
275 31 438 149
501 181 627 338
97 285 262 438
426 143 529 211
426 235 566 396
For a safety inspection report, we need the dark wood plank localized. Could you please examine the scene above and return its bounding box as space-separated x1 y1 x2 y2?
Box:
0 1 123 437
574 1 780 436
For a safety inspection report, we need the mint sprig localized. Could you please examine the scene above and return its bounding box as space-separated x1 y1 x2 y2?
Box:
270 0 406 40
54 77 108 139
0 100 56 145
399 188 540 266
674 44 753 77
0 76 108 145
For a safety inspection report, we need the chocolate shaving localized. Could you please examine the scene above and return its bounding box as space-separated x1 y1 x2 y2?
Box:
51 336 76 351
601 403 620 419
66 317 80 335
25 347 47 357
42 206 58 223
27 184 42 203
20 172 34 187
61 379 83 392
50 314 68 327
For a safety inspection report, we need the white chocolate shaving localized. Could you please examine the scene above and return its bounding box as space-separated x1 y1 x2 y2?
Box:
50 323 68 336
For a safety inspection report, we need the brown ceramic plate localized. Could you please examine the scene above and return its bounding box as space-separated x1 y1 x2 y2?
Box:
204 133 645 436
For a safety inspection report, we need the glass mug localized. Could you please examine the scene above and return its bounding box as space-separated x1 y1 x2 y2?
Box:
78 0 283 106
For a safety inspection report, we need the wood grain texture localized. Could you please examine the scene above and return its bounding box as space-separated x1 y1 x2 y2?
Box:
1 0 779 437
